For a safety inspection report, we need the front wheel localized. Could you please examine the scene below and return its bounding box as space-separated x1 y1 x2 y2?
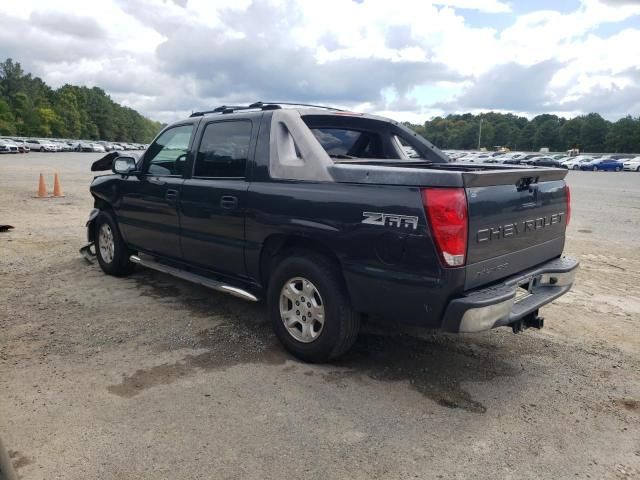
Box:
636 166 640 172
615 167 621 172
593 166 598 171
268 253 360 363
94 211 136 276
572 165 579 170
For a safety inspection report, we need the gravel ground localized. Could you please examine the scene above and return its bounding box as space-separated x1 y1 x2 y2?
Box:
1 153 639 479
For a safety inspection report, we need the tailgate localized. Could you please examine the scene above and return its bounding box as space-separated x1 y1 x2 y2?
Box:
463 168 569 290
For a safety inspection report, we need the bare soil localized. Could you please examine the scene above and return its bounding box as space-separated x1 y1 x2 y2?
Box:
1 153 639 479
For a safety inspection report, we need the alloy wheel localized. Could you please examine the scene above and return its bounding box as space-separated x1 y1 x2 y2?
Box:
279 277 325 343
98 223 115 264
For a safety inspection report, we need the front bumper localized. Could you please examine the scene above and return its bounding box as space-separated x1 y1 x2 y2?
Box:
441 256 579 333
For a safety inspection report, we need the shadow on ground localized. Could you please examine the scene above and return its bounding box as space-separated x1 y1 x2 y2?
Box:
105 268 524 413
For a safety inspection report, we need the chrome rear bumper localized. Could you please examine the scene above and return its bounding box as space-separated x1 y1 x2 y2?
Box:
441 256 579 333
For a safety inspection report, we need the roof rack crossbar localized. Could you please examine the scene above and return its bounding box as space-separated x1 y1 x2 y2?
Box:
254 101 346 111
190 101 345 117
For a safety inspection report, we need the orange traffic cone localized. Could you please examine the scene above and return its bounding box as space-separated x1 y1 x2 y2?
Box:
35 173 49 198
52 172 64 197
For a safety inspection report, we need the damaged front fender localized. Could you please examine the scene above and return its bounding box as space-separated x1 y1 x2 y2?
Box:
79 208 101 263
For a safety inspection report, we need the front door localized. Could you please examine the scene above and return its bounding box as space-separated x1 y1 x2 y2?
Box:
117 123 195 258
179 119 255 276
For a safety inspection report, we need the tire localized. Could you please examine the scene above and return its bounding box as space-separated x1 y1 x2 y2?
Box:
94 211 136 276
572 165 579 170
615 167 621 172
636 167 640 172
267 252 360 363
593 166 598 171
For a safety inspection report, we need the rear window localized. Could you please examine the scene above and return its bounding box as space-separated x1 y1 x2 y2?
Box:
310 128 384 159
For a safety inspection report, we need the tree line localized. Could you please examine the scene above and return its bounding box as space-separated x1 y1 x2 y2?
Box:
407 111 640 153
0 58 164 143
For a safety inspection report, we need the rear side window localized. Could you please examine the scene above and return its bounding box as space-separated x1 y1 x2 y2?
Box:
310 128 384 158
195 121 252 178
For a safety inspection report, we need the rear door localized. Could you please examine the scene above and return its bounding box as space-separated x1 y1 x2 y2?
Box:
116 123 195 258
179 118 257 276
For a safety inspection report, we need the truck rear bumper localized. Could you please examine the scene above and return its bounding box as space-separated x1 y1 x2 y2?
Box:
441 256 579 333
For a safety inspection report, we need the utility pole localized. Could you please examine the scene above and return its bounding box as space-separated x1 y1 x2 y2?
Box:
477 118 483 150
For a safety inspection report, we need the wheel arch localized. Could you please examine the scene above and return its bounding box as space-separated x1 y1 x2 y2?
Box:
259 234 347 293
87 197 116 242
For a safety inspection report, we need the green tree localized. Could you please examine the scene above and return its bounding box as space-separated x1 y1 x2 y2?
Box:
605 116 640 153
0 98 16 135
580 113 609 152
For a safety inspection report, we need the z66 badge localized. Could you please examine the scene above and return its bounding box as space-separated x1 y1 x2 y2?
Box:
362 212 418 230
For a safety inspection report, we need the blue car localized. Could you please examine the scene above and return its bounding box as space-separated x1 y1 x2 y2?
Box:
580 158 623 171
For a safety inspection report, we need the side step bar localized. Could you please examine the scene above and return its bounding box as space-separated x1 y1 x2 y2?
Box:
129 255 259 302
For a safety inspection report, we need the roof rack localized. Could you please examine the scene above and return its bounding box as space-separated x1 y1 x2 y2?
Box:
189 101 345 117
253 101 346 111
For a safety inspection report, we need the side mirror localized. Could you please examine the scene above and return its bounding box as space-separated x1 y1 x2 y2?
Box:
113 156 137 175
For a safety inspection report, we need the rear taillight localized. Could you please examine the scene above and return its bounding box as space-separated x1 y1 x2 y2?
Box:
421 188 468 267
565 183 571 226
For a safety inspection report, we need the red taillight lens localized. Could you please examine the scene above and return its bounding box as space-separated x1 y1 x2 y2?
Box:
421 188 468 267
565 183 571 226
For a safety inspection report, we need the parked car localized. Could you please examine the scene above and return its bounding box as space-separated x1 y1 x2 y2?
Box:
52 140 72 152
580 157 623 171
25 139 57 152
530 157 567 168
563 156 594 170
90 143 106 153
75 142 94 152
519 154 543 165
81 103 578 362
623 157 640 172
0 139 19 153
111 144 125 151
12 139 30 153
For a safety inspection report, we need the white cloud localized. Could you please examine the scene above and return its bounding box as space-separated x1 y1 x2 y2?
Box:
0 0 638 123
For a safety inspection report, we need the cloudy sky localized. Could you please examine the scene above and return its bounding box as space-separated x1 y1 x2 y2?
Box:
0 0 639 123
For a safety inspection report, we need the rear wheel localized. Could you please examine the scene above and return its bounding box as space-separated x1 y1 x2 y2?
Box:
615 166 621 172
268 253 360 362
572 165 579 170
94 211 136 276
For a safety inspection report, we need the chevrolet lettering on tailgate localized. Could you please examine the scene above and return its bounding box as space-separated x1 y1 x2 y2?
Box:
476 212 565 243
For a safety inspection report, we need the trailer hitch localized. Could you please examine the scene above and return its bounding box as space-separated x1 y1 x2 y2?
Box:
512 310 544 333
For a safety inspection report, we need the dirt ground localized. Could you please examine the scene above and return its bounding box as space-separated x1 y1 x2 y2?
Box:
1 153 639 479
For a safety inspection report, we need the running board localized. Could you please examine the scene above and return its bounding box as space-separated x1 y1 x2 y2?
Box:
129 255 259 302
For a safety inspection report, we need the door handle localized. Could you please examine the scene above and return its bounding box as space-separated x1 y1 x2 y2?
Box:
165 189 179 204
220 195 238 209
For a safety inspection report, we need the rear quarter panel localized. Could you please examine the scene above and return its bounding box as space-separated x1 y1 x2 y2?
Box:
245 181 465 326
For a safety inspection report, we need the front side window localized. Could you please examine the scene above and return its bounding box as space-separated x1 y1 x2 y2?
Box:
144 124 194 176
194 121 252 178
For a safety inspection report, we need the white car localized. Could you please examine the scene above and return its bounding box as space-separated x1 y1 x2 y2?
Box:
12 139 30 153
90 143 106 153
0 139 19 153
25 139 57 152
623 156 640 172
563 156 594 170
